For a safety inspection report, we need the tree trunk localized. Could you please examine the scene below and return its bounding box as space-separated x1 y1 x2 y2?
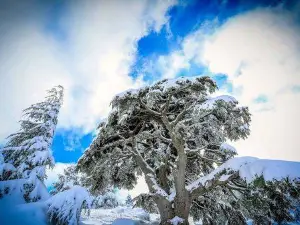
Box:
156 196 191 225
156 198 175 225
173 143 190 225
174 193 191 225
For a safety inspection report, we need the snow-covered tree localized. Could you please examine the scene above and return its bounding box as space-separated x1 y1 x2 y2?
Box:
0 152 16 182
50 174 69 196
50 165 80 195
50 164 123 212
133 193 158 214
77 76 300 224
47 186 91 225
91 190 120 209
240 177 300 224
1 85 64 202
125 194 133 207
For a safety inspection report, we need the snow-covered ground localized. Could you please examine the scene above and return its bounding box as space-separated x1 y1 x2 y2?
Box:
1 201 298 225
80 207 206 225
80 207 160 225
80 208 300 225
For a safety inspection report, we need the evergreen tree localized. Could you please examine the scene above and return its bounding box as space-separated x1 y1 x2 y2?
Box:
133 193 158 214
125 194 133 207
241 177 300 224
0 152 18 199
50 165 80 195
90 190 120 209
1 85 63 202
47 186 91 225
0 152 16 181
77 76 300 224
101 191 119 208
50 174 68 196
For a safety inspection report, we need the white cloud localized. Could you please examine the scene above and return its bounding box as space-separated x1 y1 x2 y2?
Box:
235 91 300 161
0 0 177 140
200 8 300 161
63 130 82 152
0 1 71 140
45 162 74 187
149 19 219 79
202 8 300 105
146 7 300 161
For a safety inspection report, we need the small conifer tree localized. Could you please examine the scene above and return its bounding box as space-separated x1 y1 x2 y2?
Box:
1 85 64 202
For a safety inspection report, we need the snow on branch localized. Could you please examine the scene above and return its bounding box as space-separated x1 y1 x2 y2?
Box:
198 95 237 110
187 156 300 197
235 157 300 183
0 163 16 178
46 186 91 225
220 143 237 154
147 173 169 198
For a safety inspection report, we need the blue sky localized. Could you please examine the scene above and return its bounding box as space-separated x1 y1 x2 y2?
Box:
0 0 300 187
47 0 299 164
49 0 260 164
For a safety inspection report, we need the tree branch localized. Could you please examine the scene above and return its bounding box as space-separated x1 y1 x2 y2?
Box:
93 139 126 152
171 103 192 127
162 94 172 115
188 172 239 200
139 99 161 117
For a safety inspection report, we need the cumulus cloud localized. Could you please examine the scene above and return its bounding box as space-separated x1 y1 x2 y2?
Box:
147 20 219 79
0 0 177 140
0 0 71 140
202 8 300 105
63 131 82 152
146 7 300 161
201 8 300 161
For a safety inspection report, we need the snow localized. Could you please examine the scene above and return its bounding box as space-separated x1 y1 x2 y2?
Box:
237 158 300 182
92 191 123 209
147 173 169 198
0 152 4 163
198 95 237 110
28 139 48 150
0 179 28 204
219 174 232 182
187 156 300 191
0 181 48 225
47 186 91 225
80 207 152 225
112 218 137 225
29 179 50 201
169 216 185 225
168 191 176 202
0 200 48 225
0 177 50 204
0 183 90 225
115 88 140 99
28 166 47 180
239 124 249 131
159 76 197 91
114 76 214 101
30 150 52 165
220 143 237 153
115 77 199 99
0 162 16 175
